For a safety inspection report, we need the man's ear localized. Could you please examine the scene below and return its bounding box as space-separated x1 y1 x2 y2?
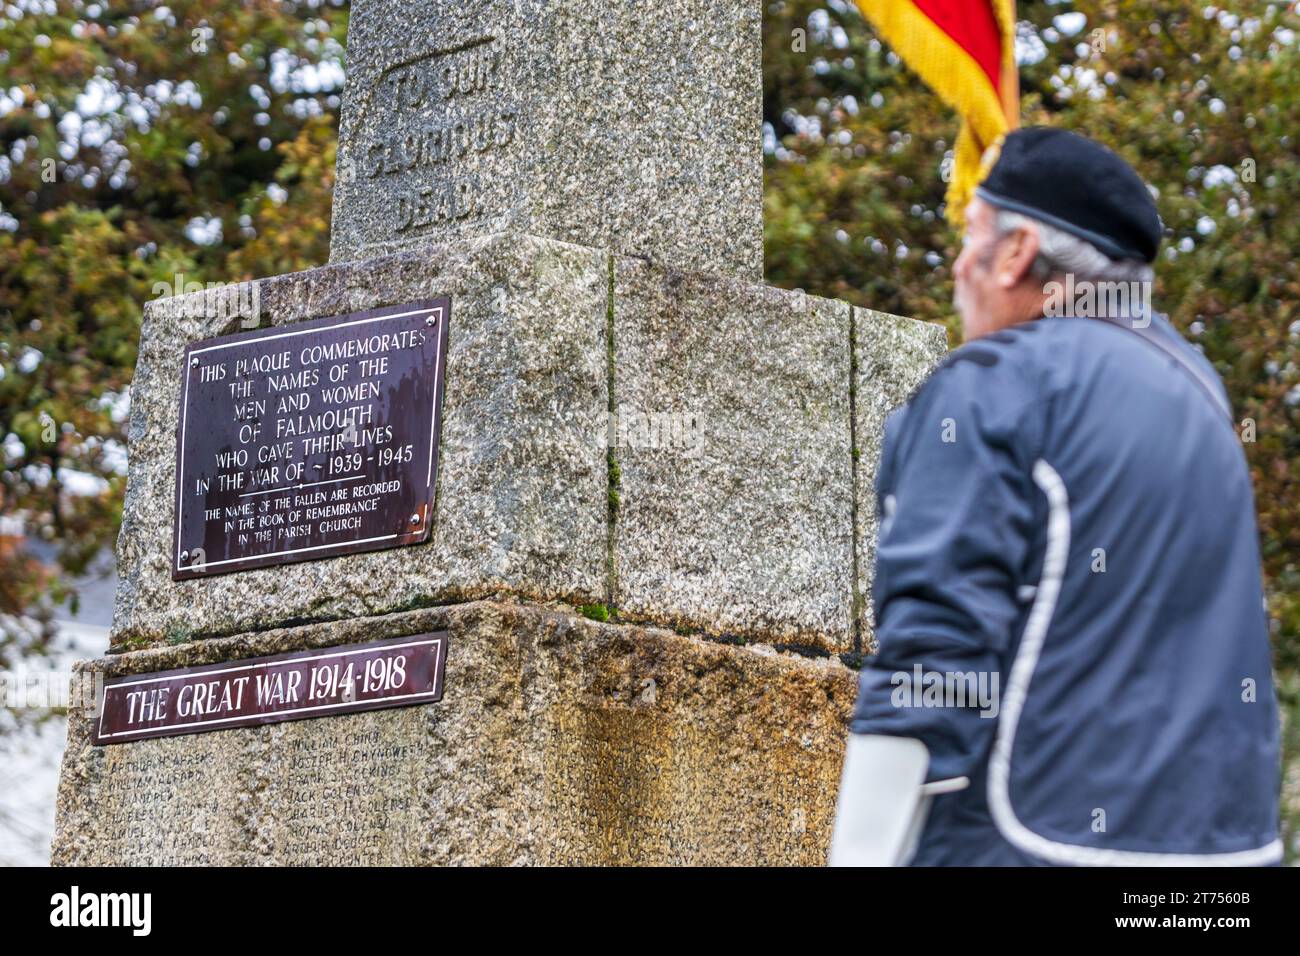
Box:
996 221 1040 288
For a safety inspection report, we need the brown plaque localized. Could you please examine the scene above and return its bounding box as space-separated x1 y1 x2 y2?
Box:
172 299 449 579
91 632 448 745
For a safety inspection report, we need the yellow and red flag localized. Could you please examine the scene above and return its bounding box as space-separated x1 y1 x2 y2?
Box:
854 0 1019 226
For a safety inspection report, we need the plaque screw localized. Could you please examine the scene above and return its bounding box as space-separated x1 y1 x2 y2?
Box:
190 356 199 368
425 316 436 326
409 513 420 526
180 550 190 562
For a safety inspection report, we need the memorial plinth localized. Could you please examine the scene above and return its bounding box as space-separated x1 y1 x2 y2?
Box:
55 601 856 866
53 0 947 866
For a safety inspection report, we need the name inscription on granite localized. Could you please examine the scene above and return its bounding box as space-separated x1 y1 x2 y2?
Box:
92 633 448 745
173 299 449 579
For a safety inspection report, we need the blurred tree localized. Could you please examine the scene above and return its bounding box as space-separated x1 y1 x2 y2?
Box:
0 0 347 663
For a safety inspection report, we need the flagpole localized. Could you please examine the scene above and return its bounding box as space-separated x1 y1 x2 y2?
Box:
1001 0 1020 129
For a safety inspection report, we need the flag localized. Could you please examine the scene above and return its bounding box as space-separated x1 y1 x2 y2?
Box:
854 0 1020 227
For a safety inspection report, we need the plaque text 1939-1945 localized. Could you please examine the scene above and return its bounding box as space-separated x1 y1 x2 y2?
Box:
172 299 450 579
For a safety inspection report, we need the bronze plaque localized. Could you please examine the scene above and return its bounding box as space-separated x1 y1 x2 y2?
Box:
172 299 449 579
91 632 448 745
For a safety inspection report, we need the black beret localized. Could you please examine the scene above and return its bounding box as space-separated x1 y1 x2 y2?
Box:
975 127 1162 263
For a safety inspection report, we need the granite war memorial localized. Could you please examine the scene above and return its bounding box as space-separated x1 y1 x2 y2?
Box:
52 0 945 865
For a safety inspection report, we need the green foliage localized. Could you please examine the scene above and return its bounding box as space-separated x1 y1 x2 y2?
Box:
163 621 193 646
0 0 348 660
1278 671 1300 861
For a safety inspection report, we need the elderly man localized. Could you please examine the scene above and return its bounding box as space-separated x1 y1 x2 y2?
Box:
830 127 1281 866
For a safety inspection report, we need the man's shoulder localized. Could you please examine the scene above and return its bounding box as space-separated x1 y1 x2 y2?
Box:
906 321 1050 412
882 322 1051 467
908 315 1166 409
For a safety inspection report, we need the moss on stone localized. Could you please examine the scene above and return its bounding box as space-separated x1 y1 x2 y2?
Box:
580 603 612 622
163 623 193 646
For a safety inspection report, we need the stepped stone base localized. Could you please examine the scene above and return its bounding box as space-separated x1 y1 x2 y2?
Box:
116 232 944 655
53 599 856 866
60 230 944 866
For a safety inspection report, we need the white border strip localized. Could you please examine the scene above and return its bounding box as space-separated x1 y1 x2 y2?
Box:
986 459 1282 867
187 307 441 356
178 532 405 570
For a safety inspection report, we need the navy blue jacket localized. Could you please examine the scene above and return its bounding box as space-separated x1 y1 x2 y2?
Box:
850 314 1282 865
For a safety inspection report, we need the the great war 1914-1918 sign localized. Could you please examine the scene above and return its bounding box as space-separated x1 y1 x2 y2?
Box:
172 298 450 580
91 632 449 745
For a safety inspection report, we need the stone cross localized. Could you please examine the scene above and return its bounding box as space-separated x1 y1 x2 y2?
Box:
331 0 764 278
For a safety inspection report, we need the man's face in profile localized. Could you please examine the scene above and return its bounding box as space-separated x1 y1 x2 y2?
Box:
952 196 1005 341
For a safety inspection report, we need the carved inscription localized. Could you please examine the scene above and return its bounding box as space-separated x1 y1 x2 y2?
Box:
93 716 426 865
353 38 515 238
276 729 418 862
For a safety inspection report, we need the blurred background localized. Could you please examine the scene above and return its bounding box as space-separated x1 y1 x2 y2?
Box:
1 0 1296 864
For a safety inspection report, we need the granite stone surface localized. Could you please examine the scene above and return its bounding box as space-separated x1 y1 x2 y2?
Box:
53 600 857 866
116 233 609 648
611 258 856 653
329 0 763 278
852 307 949 644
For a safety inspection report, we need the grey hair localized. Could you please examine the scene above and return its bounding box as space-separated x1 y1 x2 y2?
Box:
994 209 1154 285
